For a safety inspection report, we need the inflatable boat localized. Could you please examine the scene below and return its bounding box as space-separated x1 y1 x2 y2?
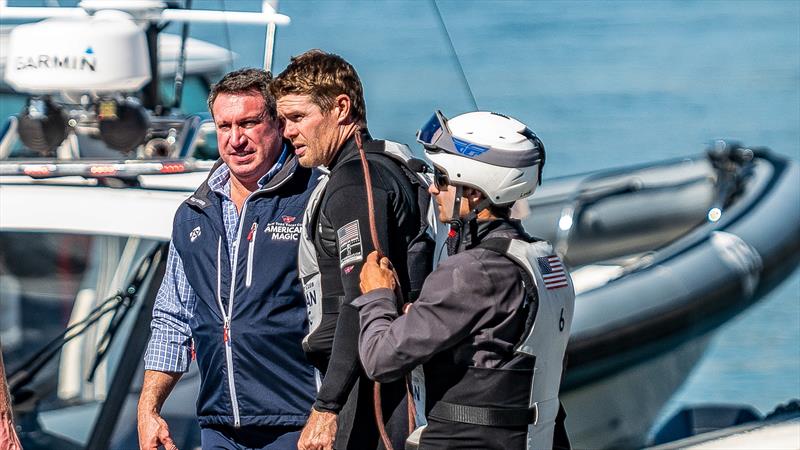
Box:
520 141 800 448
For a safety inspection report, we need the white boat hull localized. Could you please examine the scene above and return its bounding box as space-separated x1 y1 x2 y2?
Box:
563 333 713 449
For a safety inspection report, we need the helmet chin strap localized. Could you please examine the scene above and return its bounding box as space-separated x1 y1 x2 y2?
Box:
449 185 464 227
447 186 493 255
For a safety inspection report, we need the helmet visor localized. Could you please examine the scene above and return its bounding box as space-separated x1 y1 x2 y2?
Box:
416 110 449 149
417 110 543 168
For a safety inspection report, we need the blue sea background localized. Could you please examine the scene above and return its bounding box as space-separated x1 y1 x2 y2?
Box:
195 0 800 433
6 0 800 440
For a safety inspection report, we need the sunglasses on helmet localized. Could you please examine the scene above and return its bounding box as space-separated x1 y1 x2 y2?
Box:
432 166 450 190
416 110 544 174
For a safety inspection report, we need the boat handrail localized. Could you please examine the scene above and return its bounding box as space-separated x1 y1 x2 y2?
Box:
0 157 215 181
558 141 762 279
0 111 217 162
0 115 16 158
706 140 756 222
0 1 291 26
637 143 764 270
554 168 713 261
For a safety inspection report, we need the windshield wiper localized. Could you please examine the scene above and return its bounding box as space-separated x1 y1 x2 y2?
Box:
7 249 157 401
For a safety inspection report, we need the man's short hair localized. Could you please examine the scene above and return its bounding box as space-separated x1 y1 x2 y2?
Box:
271 49 367 126
208 68 277 120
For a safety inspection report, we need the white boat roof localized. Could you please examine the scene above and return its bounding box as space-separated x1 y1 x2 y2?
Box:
0 177 208 240
0 24 234 84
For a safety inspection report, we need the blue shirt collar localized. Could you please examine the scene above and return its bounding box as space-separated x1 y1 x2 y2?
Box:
208 143 290 198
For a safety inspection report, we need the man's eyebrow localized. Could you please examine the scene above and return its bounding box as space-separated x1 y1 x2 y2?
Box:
215 109 268 126
243 110 268 122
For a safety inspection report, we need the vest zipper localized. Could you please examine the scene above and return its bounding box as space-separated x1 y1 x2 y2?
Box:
245 221 258 287
216 236 241 428
225 197 259 427
223 317 238 426
213 192 266 428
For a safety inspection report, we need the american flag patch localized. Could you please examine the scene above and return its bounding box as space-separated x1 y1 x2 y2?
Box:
337 220 363 268
537 255 568 290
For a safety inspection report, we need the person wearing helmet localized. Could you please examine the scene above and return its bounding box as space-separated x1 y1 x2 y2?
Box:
353 111 575 449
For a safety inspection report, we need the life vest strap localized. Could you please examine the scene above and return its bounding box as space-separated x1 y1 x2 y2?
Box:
428 401 535 427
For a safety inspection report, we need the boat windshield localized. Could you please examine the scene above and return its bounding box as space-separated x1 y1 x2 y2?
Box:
0 231 159 447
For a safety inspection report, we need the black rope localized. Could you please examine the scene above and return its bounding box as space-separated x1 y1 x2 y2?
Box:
431 0 479 111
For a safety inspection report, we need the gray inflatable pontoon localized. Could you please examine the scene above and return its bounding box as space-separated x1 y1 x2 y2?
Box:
521 141 800 449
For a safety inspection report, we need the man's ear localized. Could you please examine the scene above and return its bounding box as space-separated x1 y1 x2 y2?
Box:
464 187 485 208
333 94 352 125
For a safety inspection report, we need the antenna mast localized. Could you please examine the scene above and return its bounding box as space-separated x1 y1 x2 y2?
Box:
263 0 279 72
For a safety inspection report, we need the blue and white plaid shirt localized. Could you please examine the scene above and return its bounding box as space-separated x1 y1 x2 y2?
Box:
144 148 289 373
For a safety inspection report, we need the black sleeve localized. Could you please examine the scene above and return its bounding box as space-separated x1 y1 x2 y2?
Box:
314 162 395 412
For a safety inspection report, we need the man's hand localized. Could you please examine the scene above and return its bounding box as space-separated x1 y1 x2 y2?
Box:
138 370 182 450
297 408 338 450
359 251 396 294
1 341 22 449
1 412 21 450
137 409 178 450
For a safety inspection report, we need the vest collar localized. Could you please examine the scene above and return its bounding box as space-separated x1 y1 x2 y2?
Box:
186 139 299 210
324 128 373 171
460 218 528 251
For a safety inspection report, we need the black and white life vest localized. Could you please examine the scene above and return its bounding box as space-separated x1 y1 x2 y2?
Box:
425 237 575 450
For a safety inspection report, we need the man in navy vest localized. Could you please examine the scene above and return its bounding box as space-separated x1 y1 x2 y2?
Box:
137 68 317 450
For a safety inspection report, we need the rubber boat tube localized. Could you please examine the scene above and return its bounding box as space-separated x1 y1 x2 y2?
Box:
522 145 800 448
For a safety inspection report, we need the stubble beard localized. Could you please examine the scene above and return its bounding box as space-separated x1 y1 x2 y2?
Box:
297 152 321 168
298 143 337 169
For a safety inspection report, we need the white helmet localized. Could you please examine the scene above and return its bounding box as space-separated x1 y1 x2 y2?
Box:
416 110 545 206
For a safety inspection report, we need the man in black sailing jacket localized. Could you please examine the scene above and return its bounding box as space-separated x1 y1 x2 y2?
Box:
272 49 433 450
